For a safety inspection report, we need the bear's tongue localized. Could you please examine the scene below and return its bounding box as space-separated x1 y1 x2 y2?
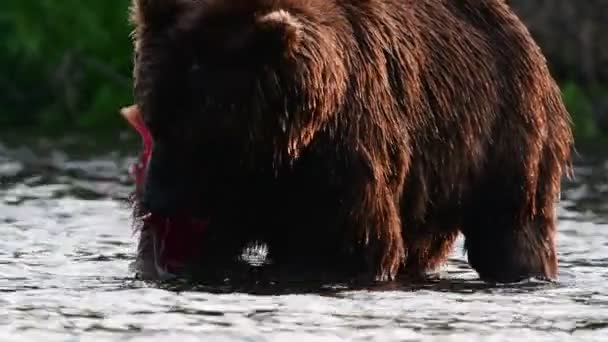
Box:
121 106 209 276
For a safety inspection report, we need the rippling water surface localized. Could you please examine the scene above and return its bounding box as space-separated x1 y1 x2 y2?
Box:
1 139 607 341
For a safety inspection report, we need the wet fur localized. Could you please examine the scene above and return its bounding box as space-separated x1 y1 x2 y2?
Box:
129 0 573 282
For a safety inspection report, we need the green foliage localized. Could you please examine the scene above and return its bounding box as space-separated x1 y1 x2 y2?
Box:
561 82 608 142
0 0 133 132
562 82 598 139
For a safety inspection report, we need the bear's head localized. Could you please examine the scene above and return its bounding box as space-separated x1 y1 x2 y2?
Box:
126 0 349 277
130 0 348 161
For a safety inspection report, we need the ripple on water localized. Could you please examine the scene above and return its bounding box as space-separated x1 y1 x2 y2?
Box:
1 144 607 341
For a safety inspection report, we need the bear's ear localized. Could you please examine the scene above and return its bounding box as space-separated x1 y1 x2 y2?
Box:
253 9 302 57
130 0 190 28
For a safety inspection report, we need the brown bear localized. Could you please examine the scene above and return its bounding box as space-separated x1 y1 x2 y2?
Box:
124 0 573 283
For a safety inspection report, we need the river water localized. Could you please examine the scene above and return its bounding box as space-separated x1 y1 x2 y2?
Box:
1 139 607 341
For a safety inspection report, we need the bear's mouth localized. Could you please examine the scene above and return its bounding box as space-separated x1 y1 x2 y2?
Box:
121 105 209 278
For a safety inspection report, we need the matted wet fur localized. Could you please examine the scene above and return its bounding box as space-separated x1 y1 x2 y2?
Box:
126 0 573 283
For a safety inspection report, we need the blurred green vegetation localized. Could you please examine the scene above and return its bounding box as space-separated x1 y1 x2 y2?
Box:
0 0 133 134
0 1 606 144
562 82 608 141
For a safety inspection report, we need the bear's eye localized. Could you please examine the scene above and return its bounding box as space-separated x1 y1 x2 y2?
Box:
190 61 201 72
188 59 206 93
188 57 205 78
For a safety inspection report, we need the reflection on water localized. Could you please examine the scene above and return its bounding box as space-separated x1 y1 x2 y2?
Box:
1 140 607 341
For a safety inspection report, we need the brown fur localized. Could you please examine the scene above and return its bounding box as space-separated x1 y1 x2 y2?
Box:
128 0 573 282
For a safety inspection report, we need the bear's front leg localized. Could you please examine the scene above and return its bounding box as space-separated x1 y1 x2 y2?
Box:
265 180 405 282
264 148 406 282
342 177 406 281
